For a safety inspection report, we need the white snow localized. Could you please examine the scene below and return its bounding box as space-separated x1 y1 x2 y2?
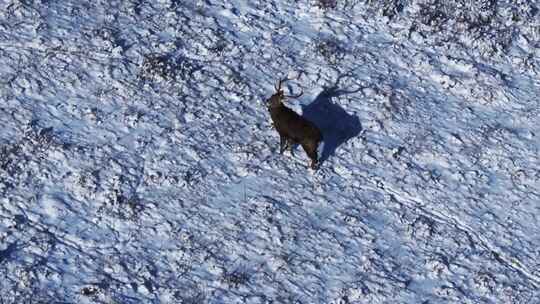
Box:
1 0 539 303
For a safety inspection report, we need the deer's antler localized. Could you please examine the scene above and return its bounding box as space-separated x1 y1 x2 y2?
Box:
275 77 303 99
285 88 303 99
276 76 300 92
274 77 286 92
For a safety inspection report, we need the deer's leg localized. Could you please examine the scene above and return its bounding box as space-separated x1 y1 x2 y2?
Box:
279 135 287 154
302 141 319 169
310 159 319 170
286 139 296 156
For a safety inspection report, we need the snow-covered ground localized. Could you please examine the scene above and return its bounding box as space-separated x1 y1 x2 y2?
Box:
1 0 539 303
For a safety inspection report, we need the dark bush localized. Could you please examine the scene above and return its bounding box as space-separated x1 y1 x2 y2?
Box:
316 0 338 9
140 54 201 83
316 37 346 65
140 54 178 81
381 0 406 19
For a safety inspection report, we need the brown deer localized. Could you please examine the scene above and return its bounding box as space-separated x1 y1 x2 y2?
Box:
266 78 323 169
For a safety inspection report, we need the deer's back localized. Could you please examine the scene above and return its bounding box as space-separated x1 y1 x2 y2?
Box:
271 106 322 143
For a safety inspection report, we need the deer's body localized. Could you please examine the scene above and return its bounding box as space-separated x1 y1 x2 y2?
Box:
267 78 323 169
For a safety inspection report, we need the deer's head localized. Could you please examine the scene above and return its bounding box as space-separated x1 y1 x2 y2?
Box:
267 78 303 110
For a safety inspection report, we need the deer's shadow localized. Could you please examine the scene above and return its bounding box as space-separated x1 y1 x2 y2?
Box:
301 86 362 164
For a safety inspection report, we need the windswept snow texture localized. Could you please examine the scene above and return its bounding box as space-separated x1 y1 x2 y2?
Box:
1 0 540 303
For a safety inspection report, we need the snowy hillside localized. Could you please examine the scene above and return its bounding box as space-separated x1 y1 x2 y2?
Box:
1 0 539 303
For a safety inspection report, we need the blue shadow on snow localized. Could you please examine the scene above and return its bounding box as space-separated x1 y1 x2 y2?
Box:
301 84 362 164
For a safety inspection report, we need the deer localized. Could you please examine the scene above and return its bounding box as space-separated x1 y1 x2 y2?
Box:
266 77 323 169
